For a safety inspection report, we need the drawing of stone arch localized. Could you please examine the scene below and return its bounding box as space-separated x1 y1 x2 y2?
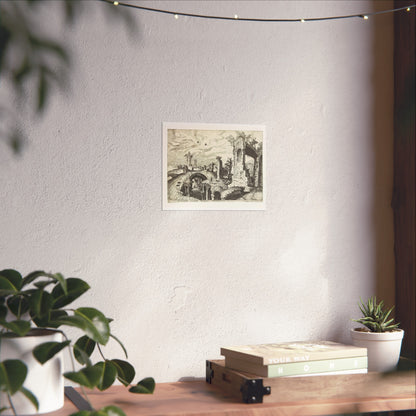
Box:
231 133 263 190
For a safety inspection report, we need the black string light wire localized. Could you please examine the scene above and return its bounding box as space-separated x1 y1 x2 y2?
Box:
100 0 415 23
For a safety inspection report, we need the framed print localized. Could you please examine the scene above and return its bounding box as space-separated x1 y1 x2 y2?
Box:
163 122 265 210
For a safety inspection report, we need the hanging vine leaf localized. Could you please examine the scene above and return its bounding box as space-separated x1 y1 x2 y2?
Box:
64 366 102 389
74 335 96 365
51 278 90 309
19 386 39 411
74 308 110 345
0 269 22 296
94 361 117 391
128 377 155 394
33 340 71 364
7 294 30 317
0 303 7 321
110 359 135 386
0 359 27 395
0 269 22 291
29 289 53 326
54 308 109 346
0 319 31 336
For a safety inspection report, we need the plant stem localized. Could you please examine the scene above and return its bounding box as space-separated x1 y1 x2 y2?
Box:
17 296 22 320
61 332 94 411
7 393 17 416
97 343 106 361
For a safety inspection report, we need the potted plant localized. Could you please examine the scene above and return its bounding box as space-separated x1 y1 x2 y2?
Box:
0 269 155 416
351 296 404 372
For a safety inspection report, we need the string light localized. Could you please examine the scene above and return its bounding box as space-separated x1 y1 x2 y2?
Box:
99 0 415 23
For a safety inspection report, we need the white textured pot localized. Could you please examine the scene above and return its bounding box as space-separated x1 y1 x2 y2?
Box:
351 328 404 372
0 329 64 415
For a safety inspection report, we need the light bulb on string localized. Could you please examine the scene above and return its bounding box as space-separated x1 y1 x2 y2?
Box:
100 1 416 24
174 14 179 19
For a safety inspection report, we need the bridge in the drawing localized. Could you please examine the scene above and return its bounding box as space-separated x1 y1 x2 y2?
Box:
167 133 263 202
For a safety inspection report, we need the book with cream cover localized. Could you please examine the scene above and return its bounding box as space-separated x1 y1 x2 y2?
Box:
220 341 367 366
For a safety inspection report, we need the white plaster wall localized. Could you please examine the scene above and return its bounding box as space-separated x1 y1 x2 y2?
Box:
0 1 394 382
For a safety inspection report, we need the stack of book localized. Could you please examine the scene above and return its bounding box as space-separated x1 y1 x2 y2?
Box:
220 340 368 378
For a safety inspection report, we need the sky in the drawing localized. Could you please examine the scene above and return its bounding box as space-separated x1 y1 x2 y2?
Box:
167 129 263 170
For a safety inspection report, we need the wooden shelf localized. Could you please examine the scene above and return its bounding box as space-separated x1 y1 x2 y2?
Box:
51 366 415 416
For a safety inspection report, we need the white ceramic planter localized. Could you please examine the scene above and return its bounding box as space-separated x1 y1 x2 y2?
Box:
351 328 404 372
0 329 64 415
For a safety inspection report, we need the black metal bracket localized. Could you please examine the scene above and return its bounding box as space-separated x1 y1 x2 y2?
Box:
206 360 214 384
240 378 271 403
64 386 93 411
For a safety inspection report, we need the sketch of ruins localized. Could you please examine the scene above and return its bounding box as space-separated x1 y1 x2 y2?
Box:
163 123 265 210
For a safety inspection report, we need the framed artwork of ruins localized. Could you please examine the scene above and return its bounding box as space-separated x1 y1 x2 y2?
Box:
162 122 265 210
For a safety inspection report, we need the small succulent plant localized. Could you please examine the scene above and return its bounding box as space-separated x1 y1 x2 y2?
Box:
353 296 400 333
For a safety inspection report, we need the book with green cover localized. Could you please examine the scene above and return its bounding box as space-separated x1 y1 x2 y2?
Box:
224 355 368 377
220 340 367 366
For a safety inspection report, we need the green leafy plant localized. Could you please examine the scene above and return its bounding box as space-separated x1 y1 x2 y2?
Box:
353 296 400 333
0 269 154 416
0 0 134 154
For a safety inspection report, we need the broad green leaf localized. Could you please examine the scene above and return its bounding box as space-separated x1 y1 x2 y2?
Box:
33 340 70 364
0 270 22 291
22 270 50 287
46 310 69 329
0 304 7 321
0 276 19 296
74 308 110 345
128 377 155 394
54 310 109 345
52 315 89 333
29 290 53 326
110 359 135 386
22 271 67 293
74 335 96 365
19 386 39 411
7 295 29 318
94 361 117 391
52 273 67 294
33 280 55 290
29 290 53 318
0 359 27 395
51 278 90 309
73 348 92 368
0 319 31 336
64 366 102 389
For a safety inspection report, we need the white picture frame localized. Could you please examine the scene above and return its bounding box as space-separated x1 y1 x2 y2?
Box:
162 122 265 210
